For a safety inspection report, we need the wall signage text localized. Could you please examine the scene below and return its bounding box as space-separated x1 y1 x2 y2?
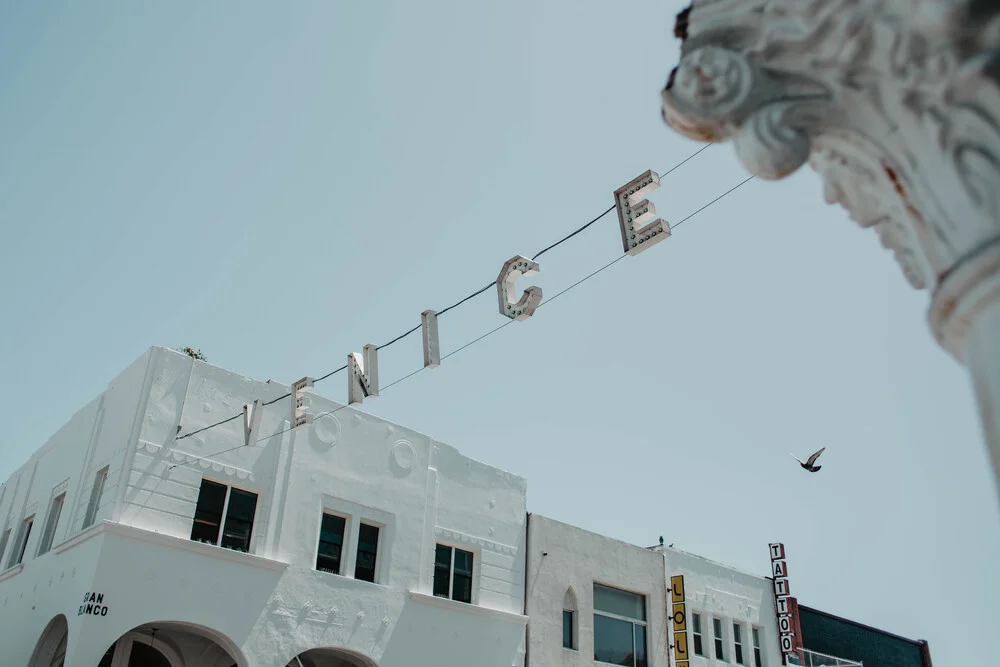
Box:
78 591 109 617
670 574 689 667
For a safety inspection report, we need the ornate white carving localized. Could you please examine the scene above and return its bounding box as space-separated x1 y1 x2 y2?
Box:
661 0 1000 502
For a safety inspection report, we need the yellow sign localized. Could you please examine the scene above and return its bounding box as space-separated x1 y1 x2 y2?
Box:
670 575 685 603
676 663 689 667
674 631 689 660
672 603 687 632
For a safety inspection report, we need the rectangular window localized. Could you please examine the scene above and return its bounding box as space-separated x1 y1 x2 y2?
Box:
593 583 647 667
563 610 576 649
83 466 109 529
220 487 257 552
432 544 474 603
0 528 10 566
734 622 745 665
189 479 258 553
354 522 380 583
9 516 33 567
692 612 704 656
752 627 763 667
714 617 726 662
37 492 66 556
316 513 347 574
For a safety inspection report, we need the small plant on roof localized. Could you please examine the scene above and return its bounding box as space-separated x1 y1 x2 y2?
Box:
178 347 207 361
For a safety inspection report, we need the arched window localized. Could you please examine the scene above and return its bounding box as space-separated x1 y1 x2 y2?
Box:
563 586 578 650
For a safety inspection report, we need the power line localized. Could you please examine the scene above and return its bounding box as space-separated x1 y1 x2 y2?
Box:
175 149 731 445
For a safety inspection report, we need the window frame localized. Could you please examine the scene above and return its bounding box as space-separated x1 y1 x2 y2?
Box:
316 510 350 576
592 582 648 667
189 478 260 554
752 626 764 667
562 609 576 650
733 621 745 665
218 485 258 553
353 521 382 583
713 616 727 662
692 612 705 656
9 515 34 567
83 466 110 529
0 526 11 568
433 542 477 604
36 491 66 556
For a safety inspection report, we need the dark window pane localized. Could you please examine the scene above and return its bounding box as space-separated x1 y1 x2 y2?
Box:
715 638 726 661
15 520 32 565
452 548 474 603
634 623 647 667
354 523 380 582
433 544 452 597
0 529 9 565
734 623 742 643
563 610 575 649
594 614 636 666
736 644 744 664
754 648 763 667
191 479 227 544
694 633 704 656
594 583 645 621
316 513 346 574
220 488 257 552
692 613 701 633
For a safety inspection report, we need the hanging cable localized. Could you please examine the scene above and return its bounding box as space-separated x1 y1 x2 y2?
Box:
174 148 730 445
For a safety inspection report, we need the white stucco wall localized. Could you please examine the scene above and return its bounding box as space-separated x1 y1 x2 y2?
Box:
662 548 783 667
524 515 785 667
525 514 669 667
0 346 528 667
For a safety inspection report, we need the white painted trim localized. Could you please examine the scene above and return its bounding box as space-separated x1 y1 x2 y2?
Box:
0 563 23 583
51 521 288 572
408 591 527 625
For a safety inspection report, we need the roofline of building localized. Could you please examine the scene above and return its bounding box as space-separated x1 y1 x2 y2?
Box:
3 346 528 488
530 513 772 584
797 604 927 647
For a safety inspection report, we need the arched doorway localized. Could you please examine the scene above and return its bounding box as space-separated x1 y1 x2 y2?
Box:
97 622 243 667
285 647 377 667
27 614 68 667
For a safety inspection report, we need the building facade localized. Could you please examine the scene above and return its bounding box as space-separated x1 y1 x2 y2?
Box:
0 348 932 666
524 514 787 667
0 347 529 667
796 606 933 667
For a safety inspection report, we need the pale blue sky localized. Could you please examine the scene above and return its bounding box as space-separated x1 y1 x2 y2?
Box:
1 2 996 665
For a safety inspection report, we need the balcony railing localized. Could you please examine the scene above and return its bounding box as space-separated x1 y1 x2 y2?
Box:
790 648 863 667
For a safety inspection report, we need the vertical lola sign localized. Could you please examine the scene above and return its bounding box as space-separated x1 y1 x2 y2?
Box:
670 575 689 667
769 543 795 662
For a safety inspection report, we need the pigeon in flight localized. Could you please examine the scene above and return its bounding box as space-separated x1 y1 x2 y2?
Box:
791 447 825 472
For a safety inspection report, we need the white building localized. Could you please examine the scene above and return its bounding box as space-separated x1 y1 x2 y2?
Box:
525 514 784 667
0 347 529 667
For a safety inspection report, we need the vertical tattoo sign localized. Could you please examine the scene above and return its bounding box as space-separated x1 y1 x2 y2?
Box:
769 543 796 662
671 574 689 667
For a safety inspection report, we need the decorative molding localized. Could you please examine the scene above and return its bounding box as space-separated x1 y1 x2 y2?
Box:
140 440 255 481
435 526 517 555
662 0 1000 293
661 0 1000 502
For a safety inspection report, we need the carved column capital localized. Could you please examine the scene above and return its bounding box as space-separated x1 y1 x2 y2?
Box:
662 0 1000 293
660 0 1000 504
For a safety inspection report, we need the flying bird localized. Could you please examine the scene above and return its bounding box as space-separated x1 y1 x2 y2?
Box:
791 447 825 472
